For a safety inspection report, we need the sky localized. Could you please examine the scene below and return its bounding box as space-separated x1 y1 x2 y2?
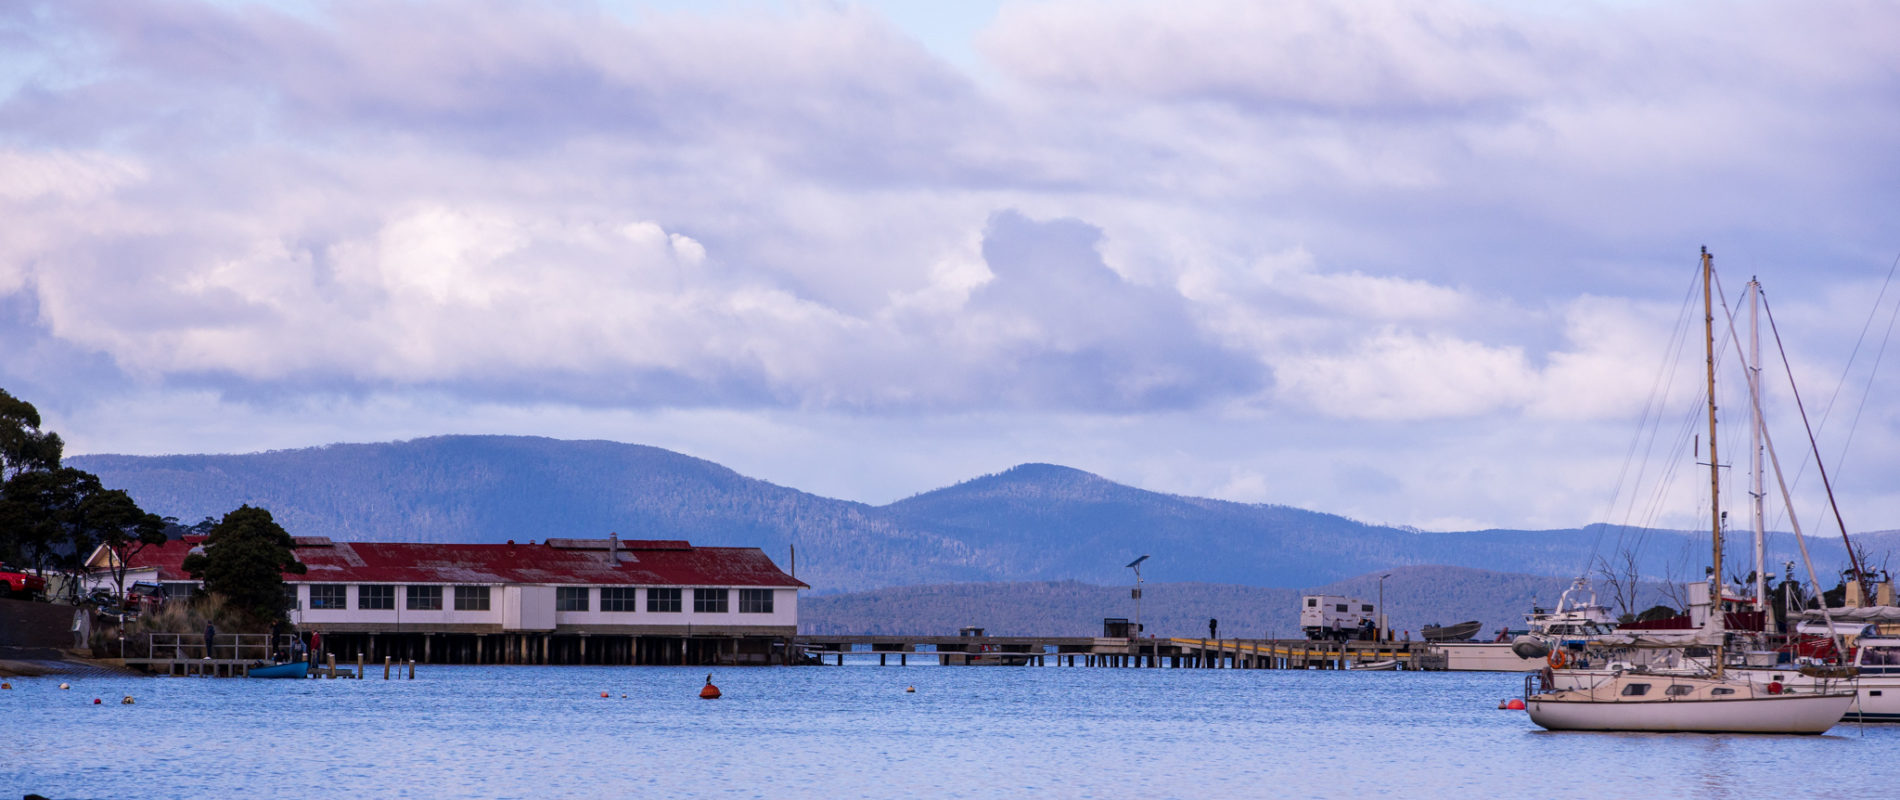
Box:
3 0 1899 534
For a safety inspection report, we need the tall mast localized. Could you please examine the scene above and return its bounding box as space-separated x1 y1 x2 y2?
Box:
1703 247 1725 676
1749 278 1767 615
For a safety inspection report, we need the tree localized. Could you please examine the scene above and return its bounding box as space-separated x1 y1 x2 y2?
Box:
0 467 104 581
88 490 169 600
183 505 306 625
0 388 62 481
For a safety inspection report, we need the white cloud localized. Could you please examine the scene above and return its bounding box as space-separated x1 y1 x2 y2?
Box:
4 0 1899 531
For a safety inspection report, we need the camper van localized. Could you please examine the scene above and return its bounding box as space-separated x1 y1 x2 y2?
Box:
1301 595 1375 641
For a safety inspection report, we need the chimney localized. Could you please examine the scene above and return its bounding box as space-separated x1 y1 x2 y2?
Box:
608 533 619 565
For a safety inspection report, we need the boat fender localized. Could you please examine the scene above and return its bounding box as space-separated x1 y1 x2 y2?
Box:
1767 681 1783 695
1547 650 1567 669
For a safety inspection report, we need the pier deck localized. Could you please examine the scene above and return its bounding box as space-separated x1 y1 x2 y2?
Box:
792 635 1440 669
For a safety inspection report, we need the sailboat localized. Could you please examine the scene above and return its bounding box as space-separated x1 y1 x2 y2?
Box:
1524 249 1855 734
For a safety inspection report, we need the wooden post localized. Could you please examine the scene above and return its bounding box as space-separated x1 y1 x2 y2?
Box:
409 659 416 679
384 656 391 680
327 652 337 679
356 652 364 679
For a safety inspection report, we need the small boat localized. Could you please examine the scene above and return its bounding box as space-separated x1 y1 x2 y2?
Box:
246 660 309 679
1526 671 1851 734
1421 621 1482 642
1350 659 1400 671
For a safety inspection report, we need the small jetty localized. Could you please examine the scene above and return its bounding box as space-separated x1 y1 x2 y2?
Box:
122 633 418 679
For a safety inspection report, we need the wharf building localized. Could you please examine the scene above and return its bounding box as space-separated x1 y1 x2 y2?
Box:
91 534 807 666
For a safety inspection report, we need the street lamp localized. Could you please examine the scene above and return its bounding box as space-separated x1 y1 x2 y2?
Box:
1377 574 1391 642
1126 555 1149 646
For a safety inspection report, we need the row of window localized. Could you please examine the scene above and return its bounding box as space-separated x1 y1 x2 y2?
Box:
304 585 775 614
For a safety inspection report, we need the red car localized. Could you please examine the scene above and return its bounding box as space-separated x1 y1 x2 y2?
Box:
0 563 47 600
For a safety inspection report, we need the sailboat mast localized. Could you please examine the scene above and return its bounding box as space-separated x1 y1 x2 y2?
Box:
1749 279 1767 615
1703 248 1725 676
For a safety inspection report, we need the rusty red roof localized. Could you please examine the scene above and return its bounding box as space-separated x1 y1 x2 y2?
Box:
124 538 806 588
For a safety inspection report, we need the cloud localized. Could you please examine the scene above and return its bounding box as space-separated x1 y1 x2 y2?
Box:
3 0 1899 532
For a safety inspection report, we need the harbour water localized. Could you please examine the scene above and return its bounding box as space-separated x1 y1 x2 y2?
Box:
7 663 1891 798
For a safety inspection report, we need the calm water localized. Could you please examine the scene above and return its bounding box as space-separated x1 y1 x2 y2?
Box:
6 662 1892 799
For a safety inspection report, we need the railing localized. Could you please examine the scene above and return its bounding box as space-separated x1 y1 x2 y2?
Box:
144 632 295 662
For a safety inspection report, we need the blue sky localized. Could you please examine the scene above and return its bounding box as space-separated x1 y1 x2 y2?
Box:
3 0 1899 535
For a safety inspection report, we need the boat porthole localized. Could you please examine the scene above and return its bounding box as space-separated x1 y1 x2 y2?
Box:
1872 691 1884 697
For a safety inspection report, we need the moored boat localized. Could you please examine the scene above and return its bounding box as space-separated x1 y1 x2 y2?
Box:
247 660 309 679
1526 671 1852 734
1523 250 1854 734
1421 621 1481 642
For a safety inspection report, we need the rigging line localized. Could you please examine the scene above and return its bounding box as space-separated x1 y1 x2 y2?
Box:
1810 250 1900 447
1761 289 1869 586
1828 251 1900 479
1595 263 1704 579
1714 270 1852 658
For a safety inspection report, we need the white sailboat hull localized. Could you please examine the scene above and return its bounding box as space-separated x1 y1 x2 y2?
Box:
1527 691 1852 733
1527 672 1853 734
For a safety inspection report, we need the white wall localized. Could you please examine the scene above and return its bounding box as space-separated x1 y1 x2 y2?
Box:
291 583 797 629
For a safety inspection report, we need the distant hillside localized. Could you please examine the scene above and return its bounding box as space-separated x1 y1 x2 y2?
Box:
799 566 1672 638
70 436 1892 592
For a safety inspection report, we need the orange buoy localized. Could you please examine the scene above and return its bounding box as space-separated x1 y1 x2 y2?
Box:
700 673 721 700
1505 698 1526 710
1 682 11 690
905 686 916 694
600 691 610 698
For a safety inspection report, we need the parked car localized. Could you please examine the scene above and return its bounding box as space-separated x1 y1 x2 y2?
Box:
0 563 48 600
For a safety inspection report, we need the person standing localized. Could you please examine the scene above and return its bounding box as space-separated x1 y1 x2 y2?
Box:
203 622 217 660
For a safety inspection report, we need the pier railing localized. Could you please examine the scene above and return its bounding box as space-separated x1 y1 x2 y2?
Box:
143 632 287 662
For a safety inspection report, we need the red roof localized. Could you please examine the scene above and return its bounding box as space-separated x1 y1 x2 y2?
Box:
124 537 807 588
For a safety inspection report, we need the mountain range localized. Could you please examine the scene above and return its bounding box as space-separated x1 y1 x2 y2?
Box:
69 435 1891 594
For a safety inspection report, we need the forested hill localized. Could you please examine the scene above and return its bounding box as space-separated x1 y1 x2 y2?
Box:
69 436 1887 592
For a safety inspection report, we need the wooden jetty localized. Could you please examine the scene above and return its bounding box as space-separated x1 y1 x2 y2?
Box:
793 634 1442 670
121 633 423 679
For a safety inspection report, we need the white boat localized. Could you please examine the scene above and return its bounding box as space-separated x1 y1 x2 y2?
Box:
1350 659 1399 671
1525 250 1854 734
1526 671 1853 734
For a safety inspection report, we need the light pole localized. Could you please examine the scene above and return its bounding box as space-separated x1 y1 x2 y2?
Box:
1377 574 1391 642
1126 555 1149 647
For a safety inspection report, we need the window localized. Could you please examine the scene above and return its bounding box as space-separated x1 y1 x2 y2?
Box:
1620 683 1651 697
407 585 442 611
1361 605 1373 613
1335 604 1347 613
1664 685 1695 697
601 587 638 612
694 588 728 613
455 586 491 611
647 587 682 613
310 584 347 610
281 585 297 610
557 587 589 612
171 583 201 602
1306 598 1316 607
739 588 775 614
359 585 395 610
1710 687 1736 696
